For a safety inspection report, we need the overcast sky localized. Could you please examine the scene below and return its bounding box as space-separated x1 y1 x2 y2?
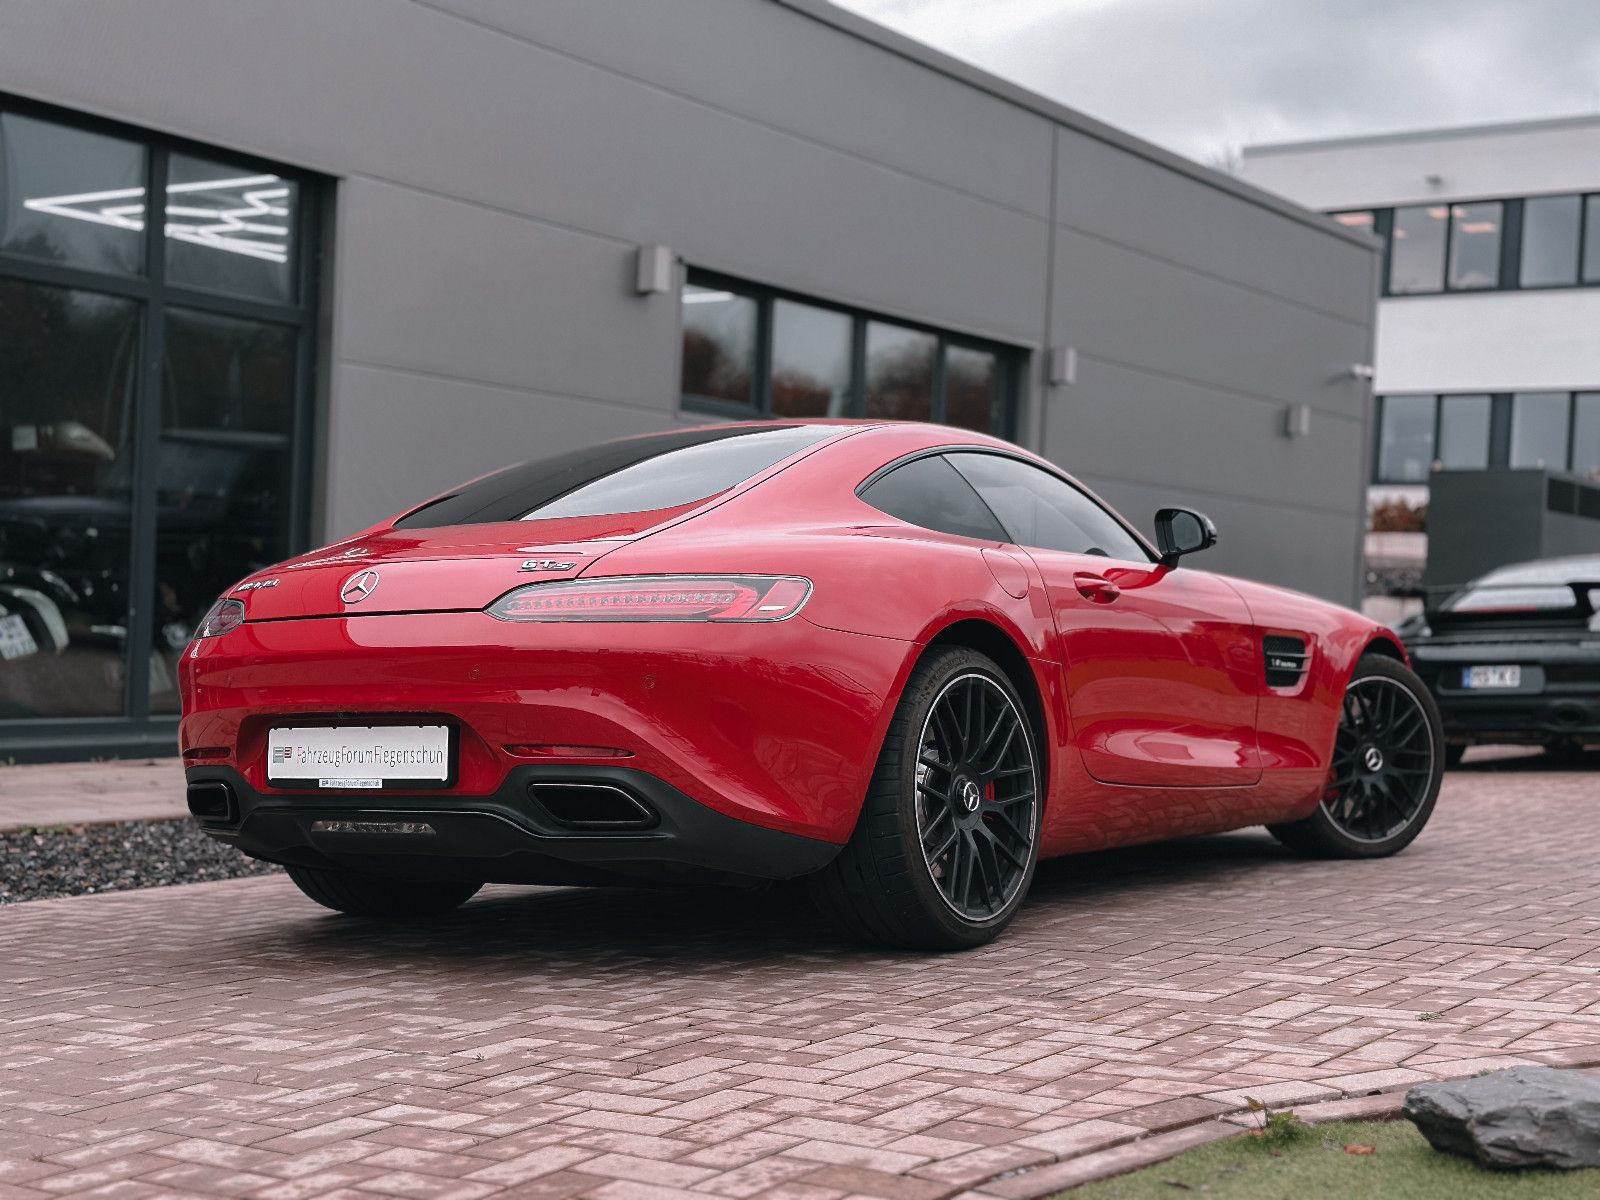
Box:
832 0 1600 166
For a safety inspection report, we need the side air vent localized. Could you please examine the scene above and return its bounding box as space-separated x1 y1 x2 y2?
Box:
1263 635 1310 689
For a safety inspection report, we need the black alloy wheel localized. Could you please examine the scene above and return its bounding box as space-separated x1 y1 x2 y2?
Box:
1323 674 1436 842
806 646 1043 950
1269 654 1443 859
914 673 1038 920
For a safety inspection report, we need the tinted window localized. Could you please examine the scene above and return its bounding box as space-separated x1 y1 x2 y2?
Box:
948 453 1149 561
771 300 850 418
1573 393 1600 478
1447 201 1501 290
164 153 298 303
864 322 935 421
1389 205 1449 294
1586 197 1600 285
680 284 756 408
858 455 1007 542
945 346 998 434
1437 394 1490 470
0 112 145 275
1377 394 1436 482
1510 392 1570 469
395 426 833 528
1520 195 1581 287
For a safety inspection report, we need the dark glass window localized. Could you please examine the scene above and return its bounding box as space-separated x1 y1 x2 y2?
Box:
148 311 297 713
397 426 835 528
164 153 297 303
864 322 936 422
1437 394 1491 470
858 454 1007 542
1447 202 1501 290
680 284 756 409
1572 393 1600 478
0 100 316 748
1585 197 1600 285
945 346 998 434
1377 394 1436 482
948 452 1150 561
0 113 145 275
1510 392 1571 469
1520 195 1581 287
1389 205 1449 294
771 300 851 418
679 271 1018 435
0 281 139 717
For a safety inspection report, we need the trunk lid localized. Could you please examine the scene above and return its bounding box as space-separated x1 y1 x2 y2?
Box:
231 514 665 620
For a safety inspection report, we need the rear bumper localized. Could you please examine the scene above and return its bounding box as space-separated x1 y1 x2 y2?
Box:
1409 641 1600 743
187 763 841 886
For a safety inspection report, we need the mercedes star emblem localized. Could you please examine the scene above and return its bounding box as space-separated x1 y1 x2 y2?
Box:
341 569 380 604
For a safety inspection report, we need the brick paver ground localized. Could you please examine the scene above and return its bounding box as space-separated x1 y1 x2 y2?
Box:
0 761 185 832
2 762 1598 1200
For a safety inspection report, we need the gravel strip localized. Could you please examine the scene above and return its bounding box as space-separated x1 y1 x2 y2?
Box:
0 819 279 905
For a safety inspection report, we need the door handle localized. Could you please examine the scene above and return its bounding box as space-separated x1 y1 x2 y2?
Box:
1074 572 1120 603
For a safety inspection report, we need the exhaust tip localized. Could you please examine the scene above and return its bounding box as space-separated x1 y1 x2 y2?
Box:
528 782 658 830
186 781 236 823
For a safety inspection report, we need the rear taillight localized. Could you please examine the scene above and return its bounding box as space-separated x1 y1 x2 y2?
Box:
194 597 246 639
487 575 811 623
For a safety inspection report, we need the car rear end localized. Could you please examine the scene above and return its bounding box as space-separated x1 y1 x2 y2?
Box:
178 424 905 890
1401 567 1600 749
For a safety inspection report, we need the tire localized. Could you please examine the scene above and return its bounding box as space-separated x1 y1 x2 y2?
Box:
806 646 1042 951
1269 655 1443 859
284 864 481 917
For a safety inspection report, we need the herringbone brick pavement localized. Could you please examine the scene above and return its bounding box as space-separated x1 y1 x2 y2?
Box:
1 764 1597 1199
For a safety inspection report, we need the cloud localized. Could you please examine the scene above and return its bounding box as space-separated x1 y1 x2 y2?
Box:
832 0 1600 164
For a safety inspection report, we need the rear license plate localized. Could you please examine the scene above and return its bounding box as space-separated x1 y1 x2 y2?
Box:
1462 665 1522 689
267 725 452 788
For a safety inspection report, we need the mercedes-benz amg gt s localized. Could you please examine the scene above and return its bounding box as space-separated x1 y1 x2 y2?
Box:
181 422 1444 949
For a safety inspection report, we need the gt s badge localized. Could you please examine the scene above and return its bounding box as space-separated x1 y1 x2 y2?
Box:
520 559 577 572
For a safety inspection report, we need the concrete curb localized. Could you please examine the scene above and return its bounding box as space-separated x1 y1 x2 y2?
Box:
951 1054 1600 1198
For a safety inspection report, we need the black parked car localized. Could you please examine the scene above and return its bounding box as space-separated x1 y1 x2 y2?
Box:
1397 555 1600 765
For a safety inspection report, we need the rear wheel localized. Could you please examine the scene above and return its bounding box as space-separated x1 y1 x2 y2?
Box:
1269 655 1443 858
284 864 481 917
807 647 1042 951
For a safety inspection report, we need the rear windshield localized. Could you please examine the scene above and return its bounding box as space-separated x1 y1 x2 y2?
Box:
393 425 835 529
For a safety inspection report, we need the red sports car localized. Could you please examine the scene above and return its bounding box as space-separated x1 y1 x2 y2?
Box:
182 422 1444 949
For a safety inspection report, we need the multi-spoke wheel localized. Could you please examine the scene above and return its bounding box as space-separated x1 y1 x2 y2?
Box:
1269 655 1443 858
914 674 1037 921
806 647 1042 949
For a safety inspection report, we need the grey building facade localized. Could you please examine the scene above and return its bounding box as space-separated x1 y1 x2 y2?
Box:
0 0 1377 759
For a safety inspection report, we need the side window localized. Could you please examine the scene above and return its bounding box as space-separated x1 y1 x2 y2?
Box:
947 453 1150 561
859 455 1008 542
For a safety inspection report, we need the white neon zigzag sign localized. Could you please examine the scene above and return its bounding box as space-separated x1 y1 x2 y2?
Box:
22 174 291 264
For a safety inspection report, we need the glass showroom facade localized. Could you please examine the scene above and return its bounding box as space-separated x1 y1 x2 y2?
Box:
1373 392 1600 484
0 98 318 748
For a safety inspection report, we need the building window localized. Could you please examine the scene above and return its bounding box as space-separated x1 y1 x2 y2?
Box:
1388 205 1449 294
1376 394 1436 482
1437 394 1492 469
679 270 1018 435
1584 197 1600 285
0 98 318 740
1446 201 1502 290
1510 392 1572 470
1520 195 1582 288
1573 393 1600 479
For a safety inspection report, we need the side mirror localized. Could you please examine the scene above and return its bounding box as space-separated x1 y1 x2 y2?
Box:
1154 507 1217 568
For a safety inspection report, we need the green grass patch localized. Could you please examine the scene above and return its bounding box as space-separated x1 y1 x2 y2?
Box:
1065 1119 1599 1198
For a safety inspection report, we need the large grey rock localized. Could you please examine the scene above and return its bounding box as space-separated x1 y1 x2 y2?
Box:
1402 1066 1600 1170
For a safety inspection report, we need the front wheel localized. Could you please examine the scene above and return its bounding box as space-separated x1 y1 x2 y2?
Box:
285 864 481 917
1269 655 1443 859
806 647 1042 951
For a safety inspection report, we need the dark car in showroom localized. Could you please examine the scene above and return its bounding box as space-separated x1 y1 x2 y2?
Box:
1398 554 1600 765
